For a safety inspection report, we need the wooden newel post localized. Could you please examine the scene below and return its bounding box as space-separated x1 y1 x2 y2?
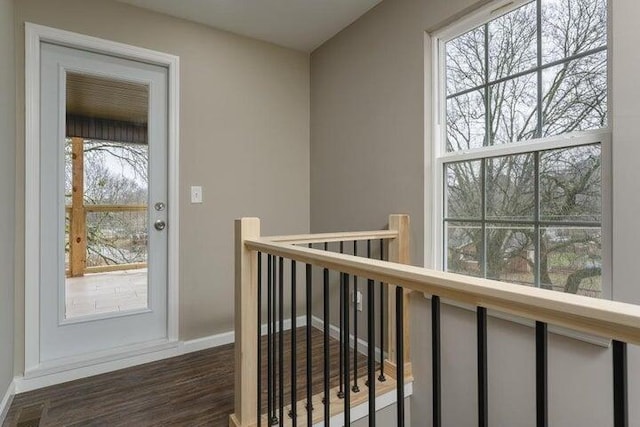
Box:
385 214 412 379
230 217 260 427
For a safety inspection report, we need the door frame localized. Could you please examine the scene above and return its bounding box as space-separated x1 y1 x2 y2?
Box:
24 23 180 374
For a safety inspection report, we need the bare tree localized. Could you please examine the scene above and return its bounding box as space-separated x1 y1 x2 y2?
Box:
65 139 149 267
445 0 606 295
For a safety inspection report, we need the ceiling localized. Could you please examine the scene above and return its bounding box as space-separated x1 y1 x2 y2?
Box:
114 0 384 52
66 73 149 124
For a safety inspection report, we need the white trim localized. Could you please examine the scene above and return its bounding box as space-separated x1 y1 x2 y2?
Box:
428 1 612 301
424 30 435 270
428 31 445 270
0 379 15 425
437 129 611 163
59 306 153 326
315 382 413 427
434 0 535 42
311 316 385 363
601 132 613 301
179 331 236 355
24 21 41 374
260 315 307 336
167 36 181 343
180 315 308 355
24 23 180 372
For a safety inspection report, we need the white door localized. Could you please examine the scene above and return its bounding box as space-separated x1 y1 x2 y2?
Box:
39 42 169 363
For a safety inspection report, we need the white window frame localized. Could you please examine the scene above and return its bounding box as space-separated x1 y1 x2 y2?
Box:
429 0 612 300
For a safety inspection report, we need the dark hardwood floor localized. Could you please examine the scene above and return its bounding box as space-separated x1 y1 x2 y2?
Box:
4 327 374 426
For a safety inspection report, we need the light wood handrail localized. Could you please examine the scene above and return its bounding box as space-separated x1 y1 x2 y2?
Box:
66 204 148 212
266 229 398 244
230 216 409 427
244 237 640 346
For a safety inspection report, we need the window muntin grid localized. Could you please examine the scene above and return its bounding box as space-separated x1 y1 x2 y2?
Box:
443 143 602 296
444 0 608 152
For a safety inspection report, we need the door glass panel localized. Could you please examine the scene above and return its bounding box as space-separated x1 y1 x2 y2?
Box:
64 72 150 320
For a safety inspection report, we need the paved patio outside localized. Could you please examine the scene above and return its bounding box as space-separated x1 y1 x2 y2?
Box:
65 268 148 319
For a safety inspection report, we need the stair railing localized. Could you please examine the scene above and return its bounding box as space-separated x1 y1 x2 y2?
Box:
230 214 640 427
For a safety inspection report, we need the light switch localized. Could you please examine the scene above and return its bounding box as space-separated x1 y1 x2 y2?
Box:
190 186 203 203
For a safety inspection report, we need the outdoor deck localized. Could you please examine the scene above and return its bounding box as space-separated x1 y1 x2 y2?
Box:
65 269 148 318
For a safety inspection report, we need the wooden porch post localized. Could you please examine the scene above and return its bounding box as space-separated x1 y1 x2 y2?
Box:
385 213 412 379
69 136 86 277
230 217 260 427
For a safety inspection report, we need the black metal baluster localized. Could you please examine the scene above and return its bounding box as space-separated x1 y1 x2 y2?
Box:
323 248 330 425
289 261 297 421
352 240 360 393
271 256 278 425
477 307 488 427
279 258 284 426
613 340 628 427
343 273 351 426
379 239 386 382
267 255 273 424
306 261 313 426
536 321 548 427
432 295 441 427
338 241 345 399
367 240 376 426
257 253 262 427
396 286 405 427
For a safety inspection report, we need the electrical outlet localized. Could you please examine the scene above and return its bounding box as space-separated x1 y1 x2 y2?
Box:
352 291 363 312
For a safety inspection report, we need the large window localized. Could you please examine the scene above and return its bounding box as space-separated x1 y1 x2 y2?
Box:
433 0 609 297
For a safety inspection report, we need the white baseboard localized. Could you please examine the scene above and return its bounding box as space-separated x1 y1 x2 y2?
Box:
311 315 385 363
0 379 15 424
261 315 307 336
180 315 307 355
316 381 413 427
179 331 235 354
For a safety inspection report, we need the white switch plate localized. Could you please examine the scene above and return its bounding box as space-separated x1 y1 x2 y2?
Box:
191 186 203 203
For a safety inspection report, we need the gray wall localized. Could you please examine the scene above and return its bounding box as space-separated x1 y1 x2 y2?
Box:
13 0 310 374
310 0 640 425
611 0 640 421
0 0 15 411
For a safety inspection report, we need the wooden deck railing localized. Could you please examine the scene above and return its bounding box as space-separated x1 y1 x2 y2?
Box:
66 136 147 277
66 204 148 277
231 214 640 427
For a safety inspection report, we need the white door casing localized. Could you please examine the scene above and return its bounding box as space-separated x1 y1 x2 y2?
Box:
25 23 180 375
41 42 167 361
